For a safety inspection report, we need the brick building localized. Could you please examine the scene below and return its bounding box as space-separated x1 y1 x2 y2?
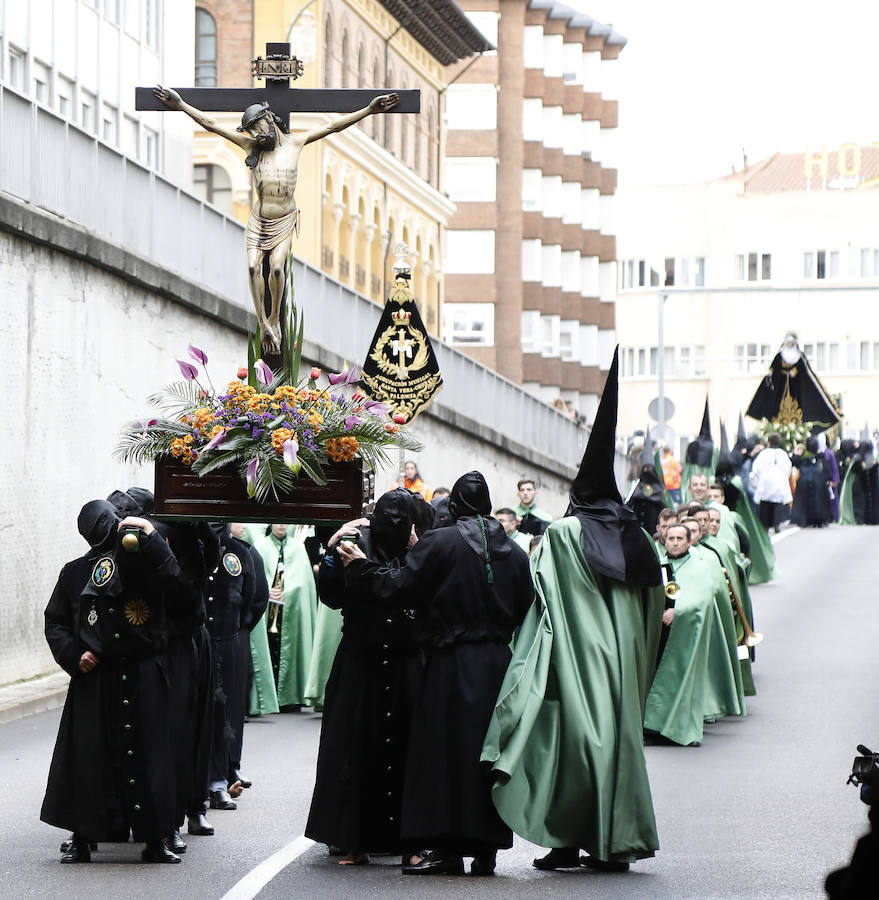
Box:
442 0 624 421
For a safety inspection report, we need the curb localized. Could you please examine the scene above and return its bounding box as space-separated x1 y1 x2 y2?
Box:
0 674 69 726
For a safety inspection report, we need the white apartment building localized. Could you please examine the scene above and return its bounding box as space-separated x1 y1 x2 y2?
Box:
615 147 879 447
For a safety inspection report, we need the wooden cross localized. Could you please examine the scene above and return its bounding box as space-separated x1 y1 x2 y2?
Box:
135 41 420 126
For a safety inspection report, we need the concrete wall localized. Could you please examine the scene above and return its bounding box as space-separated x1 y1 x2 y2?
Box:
0 196 577 687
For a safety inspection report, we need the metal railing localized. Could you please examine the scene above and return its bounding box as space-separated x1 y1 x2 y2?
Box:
0 85 587 469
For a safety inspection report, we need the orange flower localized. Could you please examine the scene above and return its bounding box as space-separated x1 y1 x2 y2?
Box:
271 427 294 455
326 436 359 462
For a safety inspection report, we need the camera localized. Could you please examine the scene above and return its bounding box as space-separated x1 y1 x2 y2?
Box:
846 744 879 788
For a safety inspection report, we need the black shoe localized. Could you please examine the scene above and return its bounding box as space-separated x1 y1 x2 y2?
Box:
60 838 91 864
187 813 214 836
580 855 630 872
60 834 97 853
165 831 187 853
229 771 252 789
470 854 496 876
209 789 237 810
402 853 464 876
141 841 181 864
328 845 344 856
533 847 580 870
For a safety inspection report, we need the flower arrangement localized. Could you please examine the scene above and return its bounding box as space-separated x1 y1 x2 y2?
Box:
115 306 420 502
754 418 828 452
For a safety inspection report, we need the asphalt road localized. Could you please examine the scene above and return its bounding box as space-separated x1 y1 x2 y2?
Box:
1 525 876 900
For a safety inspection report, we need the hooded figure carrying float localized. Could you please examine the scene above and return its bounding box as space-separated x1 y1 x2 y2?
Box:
481 347 666 872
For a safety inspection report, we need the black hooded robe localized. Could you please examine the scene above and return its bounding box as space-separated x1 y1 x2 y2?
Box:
305 489 416 853
344 475 533 857
41 528 184 843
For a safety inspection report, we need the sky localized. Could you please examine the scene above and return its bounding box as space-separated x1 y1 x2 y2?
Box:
572 0 879 186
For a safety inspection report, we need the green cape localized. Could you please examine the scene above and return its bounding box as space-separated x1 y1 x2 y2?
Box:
644 552 713 746
730 476 779 584
481 518 663 862
303 603 343 709
839 464 857 525
246 526 317 708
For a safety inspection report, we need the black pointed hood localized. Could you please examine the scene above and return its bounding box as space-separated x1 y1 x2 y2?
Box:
733 412 748 457
715 419 739 489
686 397 714 466
640 426 655 468
566 348 660 587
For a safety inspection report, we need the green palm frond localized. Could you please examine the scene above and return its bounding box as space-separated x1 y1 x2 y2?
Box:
114 421 193 465
147 381 204 416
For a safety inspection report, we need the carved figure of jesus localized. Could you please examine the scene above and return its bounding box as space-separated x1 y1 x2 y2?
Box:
154 85 400 354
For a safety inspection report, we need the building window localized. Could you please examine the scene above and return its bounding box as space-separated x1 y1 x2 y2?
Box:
804 249 839 279
694 345 707 377
8 46 25 90
735 252 771 282
193 164 233 215
444 230 495 274
145 127 158 168
733 343 771 374
445 85 497 130
32 60 51 104
81 90 96 132
445 158 497 202
444 302 495 346
124 115 139 158
323 16 334 87
104 0 120 24
357 44 366 89
145 0 159 49
521 310 540 353
560 321 579 361
340 31 349 88
101 103 118 144
860 249 879 278
57 75 74 117
195 8 217 86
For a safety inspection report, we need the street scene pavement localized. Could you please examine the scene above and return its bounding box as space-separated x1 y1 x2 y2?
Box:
1 525 875 900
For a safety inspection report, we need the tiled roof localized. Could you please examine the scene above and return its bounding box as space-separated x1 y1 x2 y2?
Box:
376 0 495 64
723 146 879 193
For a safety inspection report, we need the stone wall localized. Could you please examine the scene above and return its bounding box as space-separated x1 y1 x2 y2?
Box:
0 197 575 687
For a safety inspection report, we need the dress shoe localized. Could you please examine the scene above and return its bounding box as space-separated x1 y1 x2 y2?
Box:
141 841 181 864
209 789 237 810
580 855 630 873
229 771 252 789
187 813 214 836
533 847 581 870
60 834 98 853
402 853 464 876
470 854 496 876
60 839 91 864
165 831 187 853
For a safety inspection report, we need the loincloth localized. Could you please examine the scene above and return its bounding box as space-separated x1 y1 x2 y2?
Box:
246 207 301 252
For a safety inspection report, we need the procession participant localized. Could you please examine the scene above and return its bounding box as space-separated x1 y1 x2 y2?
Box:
200 524 259 815
126 487 155 516
655 509 678 556
687 472 711 504
482 348 664 873
660 446 683 503
704 508 756 697
625 449 666 537
306 490 417 865
431 486 451 502
750 433 792 532
42 503 186 864
791 438 832 527
817 434 840 522
225 522 270 796
494 507 532 553
644 524 714 747
513 478 553 536
681 400 716 502
431 494 451 528
247 524 316 710
681 517 702 550
149 519 220 847
339 472 532 876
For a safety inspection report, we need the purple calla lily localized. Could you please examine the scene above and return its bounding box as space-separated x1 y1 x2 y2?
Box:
326 370 347 386
283 438 301 473
344 415 363 431
364 400 391 416
246 457 259 497
254 358 274 385
187 343 208 365
345 364 361 385
176 359 199 381
203 429 227 451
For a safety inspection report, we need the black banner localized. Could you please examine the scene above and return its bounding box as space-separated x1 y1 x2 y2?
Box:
360 274 442 423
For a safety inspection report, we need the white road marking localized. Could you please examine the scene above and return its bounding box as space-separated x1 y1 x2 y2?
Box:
770 526 800 544
220 835 315 900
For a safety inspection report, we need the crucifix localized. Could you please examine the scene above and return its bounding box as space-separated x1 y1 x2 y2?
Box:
136 42 420 360
391 329 414 379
